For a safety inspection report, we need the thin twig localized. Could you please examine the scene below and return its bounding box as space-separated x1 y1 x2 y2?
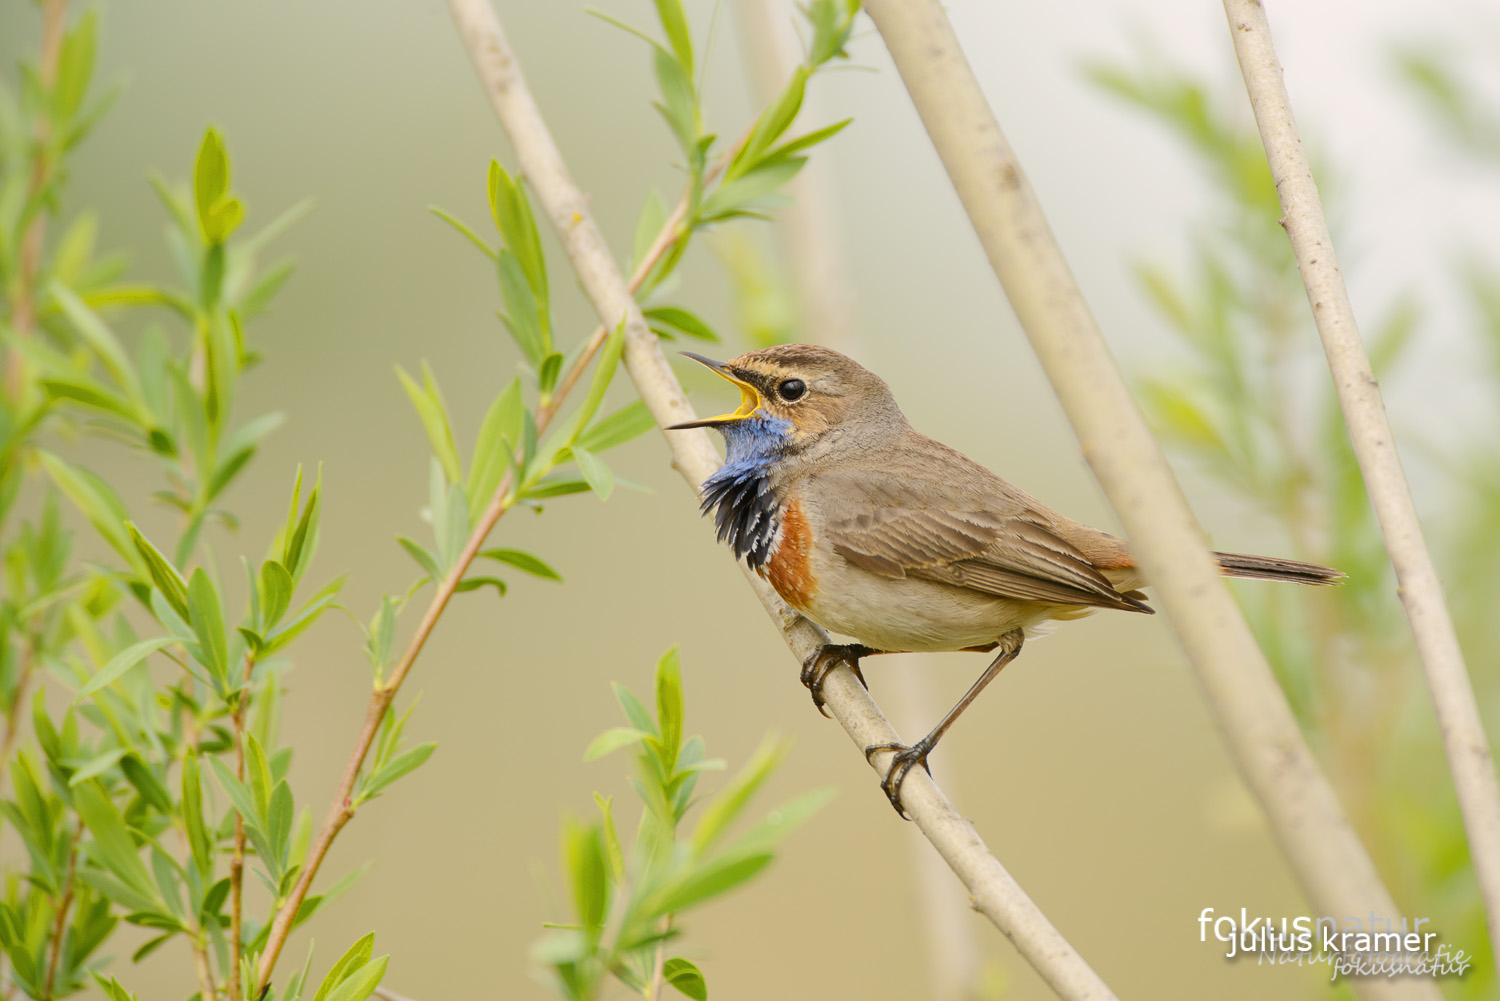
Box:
228 655 255 1001
190 937 217 1001
859 2 1438 1000
1223 0 1500 967
0 634 37 797
252 61 746 997
3 0 68 401
645 914 672 1001
443 3 1120 999
42 823 83 1000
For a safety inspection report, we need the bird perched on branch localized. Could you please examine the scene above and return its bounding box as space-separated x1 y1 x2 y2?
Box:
669 344 1342 815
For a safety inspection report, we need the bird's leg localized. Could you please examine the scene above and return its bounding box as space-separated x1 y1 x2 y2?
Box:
800 643 877 718
864 629 1025 818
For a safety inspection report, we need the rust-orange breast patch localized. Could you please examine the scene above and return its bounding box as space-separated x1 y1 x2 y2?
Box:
764 495 817 609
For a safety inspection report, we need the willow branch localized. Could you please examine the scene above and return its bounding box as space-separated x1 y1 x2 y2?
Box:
443 3 1119 999
42 823 83 1000
732 6 979 996
1224 0 1500 964
3 0 67 402
253 50 744 996
228 655 255 1001
860 3 1443 1000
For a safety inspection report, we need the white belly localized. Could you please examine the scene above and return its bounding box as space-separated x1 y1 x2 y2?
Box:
797 549 1079 652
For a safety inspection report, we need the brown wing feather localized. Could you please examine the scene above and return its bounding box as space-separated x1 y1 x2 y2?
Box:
816 461 1152 614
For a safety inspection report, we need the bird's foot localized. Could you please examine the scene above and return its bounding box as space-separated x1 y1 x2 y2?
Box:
799 643 872 718
862 738 935 819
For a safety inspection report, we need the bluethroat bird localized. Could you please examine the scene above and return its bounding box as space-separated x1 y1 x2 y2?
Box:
668 344 1343 815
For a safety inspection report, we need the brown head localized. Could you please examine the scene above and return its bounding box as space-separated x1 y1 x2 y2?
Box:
667 344 909 460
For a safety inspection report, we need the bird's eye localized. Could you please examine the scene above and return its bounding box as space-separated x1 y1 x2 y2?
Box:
777 378 807 402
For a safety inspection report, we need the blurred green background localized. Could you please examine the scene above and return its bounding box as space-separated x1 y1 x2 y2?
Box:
3 1 1497 999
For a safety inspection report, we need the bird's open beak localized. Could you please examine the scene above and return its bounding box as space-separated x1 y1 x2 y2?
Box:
665 352 763 429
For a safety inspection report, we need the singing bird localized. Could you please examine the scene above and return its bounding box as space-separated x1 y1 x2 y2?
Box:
669 345 1342 814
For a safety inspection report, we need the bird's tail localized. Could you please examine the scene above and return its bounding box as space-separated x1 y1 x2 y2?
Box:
1213 551 1346 585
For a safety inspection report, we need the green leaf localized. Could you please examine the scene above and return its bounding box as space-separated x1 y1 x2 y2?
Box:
632 189 668 270
728 788 833 855
397 536 441 581
691 734 789 853
478 548 561 581
763 117 853 162
538 351 564 397
53 10 98 122
181 753 214 878
613 682 657 736
663 957 707 1001
456 574 505 596
206 756 263 830
91 975 139 1001
121 754 174 813
735 67 808 176
562 819 608 935
73 637 175 704
247 732 274 824
49 281 141 402
187 569 229 689
594 793 626 883
40 452 138 570
653 47 699 156
467 378 525 523
239 258 297 320
568 446 614 500
643 305 718 342
192 127 246 244
520 476 592 500
655 646 684 769
74 781 158 907
40 377 139 423
701 158 805 220
653 0 694 79
312 932 374 1001
268 780 294 873
284 479 322 582
67 747 128 785
127 523 190 620
323 955 389 1001
496 250 548 367
396 363 463 486
578 400 657 454
361 742 436 800
316 954 387 1001
262 584 343 655
651 852 774 914
260 560 294 631
583 727 650 762
487 160 549 332
428 204 496 260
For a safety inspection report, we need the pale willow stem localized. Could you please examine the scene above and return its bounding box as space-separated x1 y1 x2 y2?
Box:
733 5 979 996
443 1 1118 999
859 3 1438 1000
1224 0 1500 965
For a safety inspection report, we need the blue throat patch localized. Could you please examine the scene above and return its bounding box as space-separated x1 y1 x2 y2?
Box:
700 413 791 569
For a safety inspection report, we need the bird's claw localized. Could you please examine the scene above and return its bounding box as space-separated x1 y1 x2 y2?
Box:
799 643 870 718
863 739 934 819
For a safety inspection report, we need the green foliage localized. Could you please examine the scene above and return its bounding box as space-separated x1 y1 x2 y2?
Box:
1 1 855 997
1090 49 1500 1000
535 648 829 1001
1 19 398 995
